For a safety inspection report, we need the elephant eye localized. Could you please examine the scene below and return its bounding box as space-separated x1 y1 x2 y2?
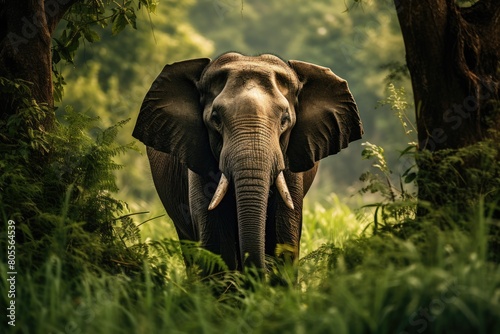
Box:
281 112 291 129
211 109 222 127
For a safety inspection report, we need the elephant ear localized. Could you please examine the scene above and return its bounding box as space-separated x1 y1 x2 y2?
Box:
287 60 363 173
132 58 218 175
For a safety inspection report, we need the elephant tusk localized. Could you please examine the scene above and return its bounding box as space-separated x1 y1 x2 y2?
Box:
276 171 294 210
208 173 229 211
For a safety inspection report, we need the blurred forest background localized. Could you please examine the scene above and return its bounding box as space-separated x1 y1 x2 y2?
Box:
59 0 412 217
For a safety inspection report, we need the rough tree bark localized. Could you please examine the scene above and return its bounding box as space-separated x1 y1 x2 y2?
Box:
0 0 79 129
394 0 500 215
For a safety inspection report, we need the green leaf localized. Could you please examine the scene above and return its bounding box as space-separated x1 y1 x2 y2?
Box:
83 28 101 43
54 87 63 102
126 9 137 30
66 31 81 53
55 44 73 64
399 144 416 158
139 0 157 12
52 48 61 64
112 12 129 35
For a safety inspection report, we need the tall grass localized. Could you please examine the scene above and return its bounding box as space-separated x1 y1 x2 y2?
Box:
3 198 500 334
302 194 369 255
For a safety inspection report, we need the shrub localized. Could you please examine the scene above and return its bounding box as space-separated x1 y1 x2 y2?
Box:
0 78 144 278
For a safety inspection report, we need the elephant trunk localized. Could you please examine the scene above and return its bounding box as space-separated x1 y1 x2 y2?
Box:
218 119 290 270
233 167 270 269
224 131 281 269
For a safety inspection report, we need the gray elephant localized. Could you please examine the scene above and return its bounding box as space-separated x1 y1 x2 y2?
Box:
133 52 362 276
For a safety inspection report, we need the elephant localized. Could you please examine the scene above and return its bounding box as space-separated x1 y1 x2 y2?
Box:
133 52 363 277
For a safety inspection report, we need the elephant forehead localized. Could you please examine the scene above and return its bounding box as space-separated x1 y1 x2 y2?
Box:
210 52 290 72
201 54 299 97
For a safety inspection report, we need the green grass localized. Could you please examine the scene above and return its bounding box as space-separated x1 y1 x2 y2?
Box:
302 193 369 255
3 196 500 334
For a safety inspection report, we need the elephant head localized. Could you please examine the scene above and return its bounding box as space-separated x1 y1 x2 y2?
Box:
133 52 362 270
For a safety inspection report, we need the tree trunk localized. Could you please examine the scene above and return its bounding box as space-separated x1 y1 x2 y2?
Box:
0 0 78 130
394 0 500 217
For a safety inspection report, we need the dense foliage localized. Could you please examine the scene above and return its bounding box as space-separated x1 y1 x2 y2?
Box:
0 77 144 277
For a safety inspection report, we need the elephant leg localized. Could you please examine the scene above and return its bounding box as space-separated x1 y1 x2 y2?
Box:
274 169 304 263
188 170 239 272
264 169 303 285
272 162 318 249
268 164 318 284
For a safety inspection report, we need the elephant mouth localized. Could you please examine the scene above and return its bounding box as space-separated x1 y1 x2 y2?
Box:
207 171 294 211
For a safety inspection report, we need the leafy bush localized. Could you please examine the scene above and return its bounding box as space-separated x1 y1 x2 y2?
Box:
359 83 499 250
416 139 500 221
0 78 149 278
358 83 418 236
